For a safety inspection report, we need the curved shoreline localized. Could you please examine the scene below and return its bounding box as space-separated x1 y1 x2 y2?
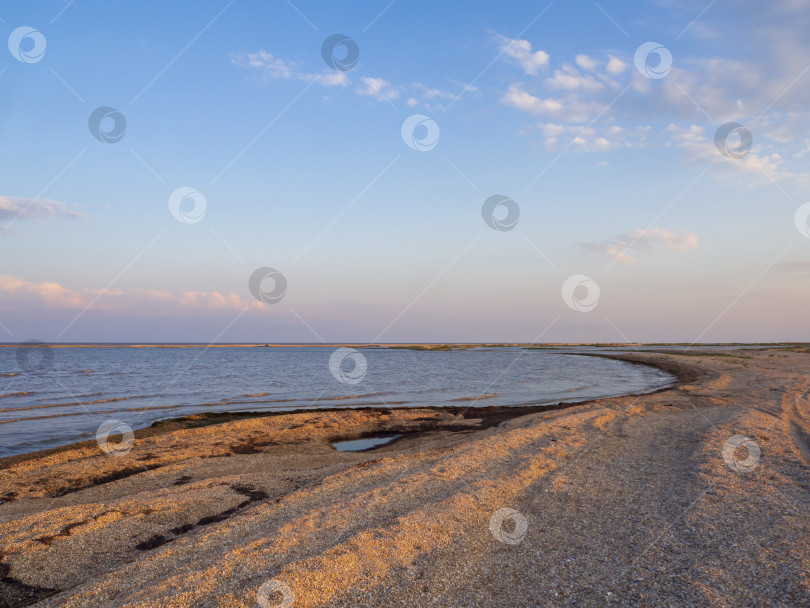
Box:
0 351 687 469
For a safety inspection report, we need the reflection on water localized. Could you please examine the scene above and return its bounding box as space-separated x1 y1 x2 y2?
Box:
0 346 674 458
332 434 403 452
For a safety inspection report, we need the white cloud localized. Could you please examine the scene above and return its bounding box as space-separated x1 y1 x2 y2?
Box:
231 50 294 78
582 229 699 263
502 85 562 113
356 77 400 101
320 71 349 87
233 50 473 109
546 64 604 92
496 35 550 75
499 50 632 130
499 39 810 180
405 81 476 111
421 87 455 100
502 84 612 124
606 55 627 74
575 54 598 71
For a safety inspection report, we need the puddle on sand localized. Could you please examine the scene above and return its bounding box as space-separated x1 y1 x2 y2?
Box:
331 434 403 452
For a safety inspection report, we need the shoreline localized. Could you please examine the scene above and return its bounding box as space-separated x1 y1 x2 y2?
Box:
1 349 808 606
0 351 684 468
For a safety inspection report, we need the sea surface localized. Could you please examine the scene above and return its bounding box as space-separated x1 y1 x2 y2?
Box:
0 346 676 458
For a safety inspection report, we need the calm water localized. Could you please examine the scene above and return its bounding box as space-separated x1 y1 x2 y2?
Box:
0 346 675 458
332 435 403 452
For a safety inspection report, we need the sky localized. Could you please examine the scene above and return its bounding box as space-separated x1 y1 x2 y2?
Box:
1 0 809 343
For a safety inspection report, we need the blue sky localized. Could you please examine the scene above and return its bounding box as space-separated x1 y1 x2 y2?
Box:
1 0 809 343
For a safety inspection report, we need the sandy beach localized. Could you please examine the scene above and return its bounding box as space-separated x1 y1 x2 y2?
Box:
1 349 808 607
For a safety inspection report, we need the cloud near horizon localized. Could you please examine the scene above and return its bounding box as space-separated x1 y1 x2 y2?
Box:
0 275 266 314
581 229 698 263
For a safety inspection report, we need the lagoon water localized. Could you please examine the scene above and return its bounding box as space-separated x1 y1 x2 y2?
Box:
0 346 674 458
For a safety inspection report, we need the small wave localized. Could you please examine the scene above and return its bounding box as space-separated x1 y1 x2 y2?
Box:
208 398 297 407
0 411 84 424
312 392 396 402
564 383 599 393
1 401 184 423
243 392 269 397
75 396 133 405
0 396 136 413
450 393 499 402
0 391 35 399
75 369 93 374
0 373 18 377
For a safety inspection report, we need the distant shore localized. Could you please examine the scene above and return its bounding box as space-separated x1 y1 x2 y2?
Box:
2 342 806 348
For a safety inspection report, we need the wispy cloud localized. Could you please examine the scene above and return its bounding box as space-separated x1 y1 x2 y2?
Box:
497 20 810 175
0 196 84 234
0 196 84 221
356 77 399 101
498 42 628 130
546 64 605 93
667 124 801 186
582 228 698 263
230 50 349 87
232 49 474 109
0 275 265 313
231 50 295 77
501 83 607 123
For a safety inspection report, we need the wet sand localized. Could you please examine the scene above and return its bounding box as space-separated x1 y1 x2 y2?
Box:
0 349 808 607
